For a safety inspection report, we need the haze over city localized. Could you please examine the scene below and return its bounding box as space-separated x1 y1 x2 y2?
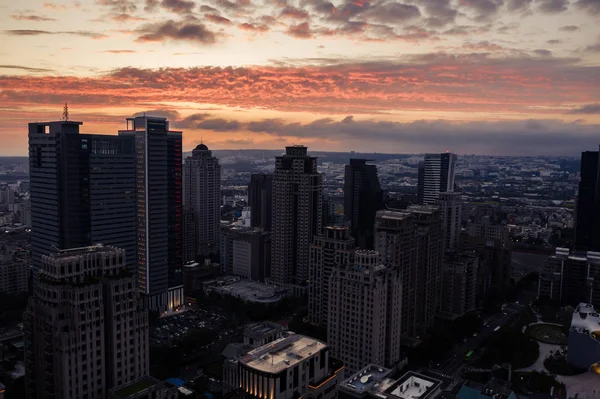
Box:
1 0 600 155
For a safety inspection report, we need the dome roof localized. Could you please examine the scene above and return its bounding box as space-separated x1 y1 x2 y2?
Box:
194 143 208 151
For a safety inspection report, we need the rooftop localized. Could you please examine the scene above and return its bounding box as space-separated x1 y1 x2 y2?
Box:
340 364 393 393
244 321 283 339
570 303 600 336
204 278 285 303
385 372 442 399
241 334 326 374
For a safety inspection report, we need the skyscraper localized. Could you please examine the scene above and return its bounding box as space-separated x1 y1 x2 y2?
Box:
436 192 463 253
28 121 137 277
119 116 183 312
375 207 443 338
344 159 384 249
442 252 478 317
574 148 600 252
417 153 457 205
271 146 323 288
308 226 355 327
328 250 402 375
183 143 222 258
248 173 272 230
24 245 149 399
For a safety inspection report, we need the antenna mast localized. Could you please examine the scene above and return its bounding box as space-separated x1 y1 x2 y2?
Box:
62 102 69 121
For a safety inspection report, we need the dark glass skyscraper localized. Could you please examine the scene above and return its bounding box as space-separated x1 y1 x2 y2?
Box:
417 152 457 205
248 173 272 230
574 148 600 251
119 116 183 312
28 121 137 276
343 159 384 249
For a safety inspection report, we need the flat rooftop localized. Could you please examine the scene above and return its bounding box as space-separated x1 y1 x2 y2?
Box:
241 334 326 374
206 279 285 303
245 321 283 339
341 364 393 393
385 372 442 399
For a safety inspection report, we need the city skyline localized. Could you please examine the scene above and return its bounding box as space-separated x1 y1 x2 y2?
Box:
1 0 600 156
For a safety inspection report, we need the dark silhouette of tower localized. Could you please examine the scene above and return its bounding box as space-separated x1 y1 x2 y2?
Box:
574 147 600 251
248 173 272 230
344 159 384 249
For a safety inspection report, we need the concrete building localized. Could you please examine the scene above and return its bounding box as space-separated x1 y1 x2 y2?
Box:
339 366 442 399
119 116 183 313
442 252 478 317
28 121 137 280
328 250 402 375
417 153 457 205
344 159 384 249
308 226 356 327
237 334 344 399
538 248 600 308
0 243 28 295
221 226 271 282
248 174 272 230
271 146 323 289
567 303 600 370
183 143 221 258
108 376 177 399
23 245 149 399
436 192 463 253
375 207 443 338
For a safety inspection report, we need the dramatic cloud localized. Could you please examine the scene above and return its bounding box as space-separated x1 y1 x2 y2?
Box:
461 0 504 21
0 65 54 73
363 2 420 24
161 0 196 14
145 0 160 11
537 0 569 14
43 2 67 10
575 0 600 15
238 23 270 32
196 118 241 131
533 49 552 56
97 0 137 13
111 13 147 22
136 20 218 44
205 14 232 24
4 30 108 39
506 0 533 12
559 25 579 32
586 41 600 52
280 5 310 19
569 104 600 114
418 0 458 27
11 14 56 22
287 22 313 38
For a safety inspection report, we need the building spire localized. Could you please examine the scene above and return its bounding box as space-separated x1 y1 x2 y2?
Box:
62 102 69 121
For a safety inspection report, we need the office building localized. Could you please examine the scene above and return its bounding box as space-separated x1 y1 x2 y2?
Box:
375 207 443 338
271 146 323 288
308 226 356 327
220 226 271 281
0 243 28 295
417 153 457 205
574 148 600 252
567 303 600 369
119 116 183 313
538 248 600 308
182 207 197 263
436 192 462 253
344 159 384 249
442 252 478 317
248 174 272 230
24 245 149 399
339 366 442 399
328 250 402 375
237 334 343 399
183 143 221 258
28 121 137 278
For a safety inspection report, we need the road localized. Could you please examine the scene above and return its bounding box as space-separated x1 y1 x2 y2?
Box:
430 304 523 378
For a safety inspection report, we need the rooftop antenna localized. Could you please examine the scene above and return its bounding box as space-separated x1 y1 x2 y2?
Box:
62 102 69 121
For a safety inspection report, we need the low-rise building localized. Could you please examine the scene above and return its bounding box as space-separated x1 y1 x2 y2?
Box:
203 276 288 304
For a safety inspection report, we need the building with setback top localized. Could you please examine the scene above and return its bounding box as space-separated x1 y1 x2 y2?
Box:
417 153 457 205
271 146 323 289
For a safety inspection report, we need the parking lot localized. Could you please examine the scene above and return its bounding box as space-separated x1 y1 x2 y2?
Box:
150 309 229 346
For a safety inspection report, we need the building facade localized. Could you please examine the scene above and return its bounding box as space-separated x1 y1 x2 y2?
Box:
221 226 271 282
0 242 28 295
119 116 183 313
248 174 273 230
436 192 462 253
271 146 323 288
182 207 197 263
308 226 356 327
344 159 384 249
417 153 457 205
328 250 402 375
183 144 221 259
442 252 478 316
23 245 149 399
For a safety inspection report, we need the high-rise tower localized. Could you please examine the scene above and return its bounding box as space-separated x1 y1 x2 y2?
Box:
24 245 149 399
119 116 183 312
183 143 221 258
28 121 137 277
417 153 457 205
574 148 600 251
271 146 323 288
344 159 384 249
436 192 463 253
248 173 273 230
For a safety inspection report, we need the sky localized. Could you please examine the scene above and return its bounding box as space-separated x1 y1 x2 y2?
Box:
1 0 600 156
